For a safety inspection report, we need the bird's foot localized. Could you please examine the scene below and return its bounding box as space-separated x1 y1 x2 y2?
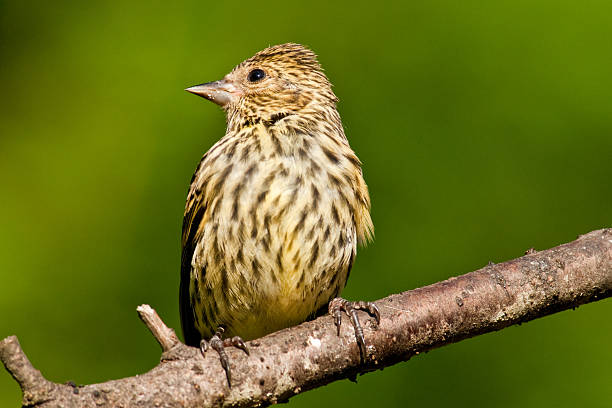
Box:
329 298 380 360
200 327 249 387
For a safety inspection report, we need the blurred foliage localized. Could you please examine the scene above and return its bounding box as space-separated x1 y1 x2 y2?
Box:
1 0 611 406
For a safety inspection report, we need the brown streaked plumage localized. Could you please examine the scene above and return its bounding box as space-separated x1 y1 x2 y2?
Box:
182 43 378 384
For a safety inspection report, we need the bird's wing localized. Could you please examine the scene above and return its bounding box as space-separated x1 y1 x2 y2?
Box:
179 184 208 346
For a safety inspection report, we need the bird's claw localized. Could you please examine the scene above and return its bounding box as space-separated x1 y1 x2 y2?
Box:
200 327 249 387
223 336 250 356
329 298 380 360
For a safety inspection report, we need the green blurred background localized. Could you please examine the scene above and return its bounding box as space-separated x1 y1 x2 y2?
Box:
1 1 610 406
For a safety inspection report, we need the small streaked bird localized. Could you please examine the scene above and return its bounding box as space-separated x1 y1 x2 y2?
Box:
182 43 379 385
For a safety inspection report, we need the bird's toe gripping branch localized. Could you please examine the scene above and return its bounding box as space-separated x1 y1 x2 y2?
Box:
200 327 249 387
329 298 381 360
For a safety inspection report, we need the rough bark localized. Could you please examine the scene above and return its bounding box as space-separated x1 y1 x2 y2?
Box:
2 228 611 408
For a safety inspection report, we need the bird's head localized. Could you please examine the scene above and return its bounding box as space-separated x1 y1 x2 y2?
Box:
186 43 338 130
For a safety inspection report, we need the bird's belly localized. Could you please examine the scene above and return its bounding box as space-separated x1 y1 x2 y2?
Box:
226 276 322 340
217 208 353 340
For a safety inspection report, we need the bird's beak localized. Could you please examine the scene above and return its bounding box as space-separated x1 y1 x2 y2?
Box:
185 79 240 107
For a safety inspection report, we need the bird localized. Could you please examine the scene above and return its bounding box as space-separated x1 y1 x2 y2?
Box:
182 43 380 386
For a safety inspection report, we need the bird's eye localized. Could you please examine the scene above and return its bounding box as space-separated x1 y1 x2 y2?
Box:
247 69 266 83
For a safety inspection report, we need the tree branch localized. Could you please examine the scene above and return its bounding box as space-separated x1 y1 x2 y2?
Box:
2 229 611 407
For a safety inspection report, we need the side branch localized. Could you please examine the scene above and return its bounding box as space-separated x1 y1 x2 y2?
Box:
0 336 56 407
137 304 180 352
2 229 611 408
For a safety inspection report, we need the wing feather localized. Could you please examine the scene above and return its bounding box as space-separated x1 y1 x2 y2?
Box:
179 188 207 346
